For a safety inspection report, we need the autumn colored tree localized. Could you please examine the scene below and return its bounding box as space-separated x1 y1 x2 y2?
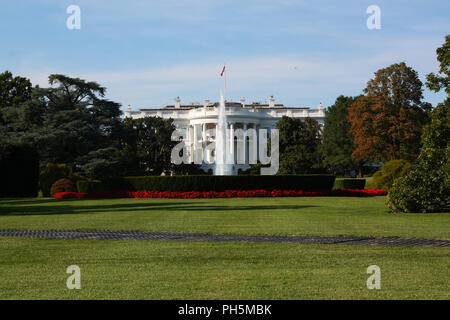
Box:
348 62 429 163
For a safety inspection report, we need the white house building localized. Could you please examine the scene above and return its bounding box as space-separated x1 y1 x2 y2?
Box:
124 96 325 174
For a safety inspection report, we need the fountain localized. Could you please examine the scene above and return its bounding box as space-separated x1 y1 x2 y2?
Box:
214 90 233 175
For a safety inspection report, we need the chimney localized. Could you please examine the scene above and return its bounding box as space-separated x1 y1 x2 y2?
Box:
125 104 132 118
269 95 275 108
174 96 181 108
203 99 210 108
240 97 246 108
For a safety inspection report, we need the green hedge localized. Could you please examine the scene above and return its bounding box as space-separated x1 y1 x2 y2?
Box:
77 180 104 193
79 175 335 192
333 178 366 190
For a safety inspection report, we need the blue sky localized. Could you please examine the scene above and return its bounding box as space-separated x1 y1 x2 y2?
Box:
1 0 449 111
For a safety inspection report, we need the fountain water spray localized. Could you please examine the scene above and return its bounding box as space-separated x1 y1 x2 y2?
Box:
214 90 233 175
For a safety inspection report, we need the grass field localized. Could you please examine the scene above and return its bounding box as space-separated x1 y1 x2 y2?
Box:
0 197 449 239
0 196 448 299
0 237 448 299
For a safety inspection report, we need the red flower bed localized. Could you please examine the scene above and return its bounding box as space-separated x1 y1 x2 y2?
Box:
53 189 387 199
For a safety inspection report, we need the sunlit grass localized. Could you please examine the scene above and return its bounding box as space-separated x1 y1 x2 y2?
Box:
0 197 448 239
0 237 448 299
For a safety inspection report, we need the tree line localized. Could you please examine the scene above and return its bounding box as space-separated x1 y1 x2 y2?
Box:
0 74 202 181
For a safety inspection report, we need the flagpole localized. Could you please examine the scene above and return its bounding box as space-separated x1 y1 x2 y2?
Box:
224 63 227 100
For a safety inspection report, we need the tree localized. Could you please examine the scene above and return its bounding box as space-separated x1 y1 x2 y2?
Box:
4 74 123 177
320 95 360 175
277 116 322 174
348 62 429 162
364 62 424 108
120 116 177 175
388 36 450 212
387 99 449 212
76 147 128 180
0 71 32 108
0 71 32 139
426 35 450 96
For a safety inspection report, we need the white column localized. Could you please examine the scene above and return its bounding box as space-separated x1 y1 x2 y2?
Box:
243 123 248 165
193 124 198 163
202 123 206 142
230 122 234 164
255 123 259 163
193 124 197 144
202 123 207 164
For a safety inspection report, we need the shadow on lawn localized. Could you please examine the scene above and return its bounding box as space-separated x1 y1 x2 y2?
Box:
0 198 318 216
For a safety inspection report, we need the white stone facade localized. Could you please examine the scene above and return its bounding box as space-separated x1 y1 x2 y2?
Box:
124 96 325 174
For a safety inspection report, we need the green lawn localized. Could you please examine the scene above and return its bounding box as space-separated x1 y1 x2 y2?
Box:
0 197 448 239
0 196 448 299
0 237 448 300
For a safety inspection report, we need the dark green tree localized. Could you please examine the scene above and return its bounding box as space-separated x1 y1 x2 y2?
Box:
39 75 122 167
0 71 32 139
320 95 360 175
0 71 32 108
3 74 123 178
120 116 177 175
387 99 449 212
277 116 322 174
426 35 450 96
0 71 40 197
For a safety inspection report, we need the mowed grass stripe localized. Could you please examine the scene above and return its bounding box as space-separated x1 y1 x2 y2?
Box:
0 197 448 239
0 237 448 300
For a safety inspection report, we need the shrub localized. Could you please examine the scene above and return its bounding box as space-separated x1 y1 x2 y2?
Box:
76 180 103 193
0 144 39 197
387 158 449 213
39 163 84 197
370 159 411 190
78 175 336 192
387 100 450 212
333 178 365 190
50 178 76 196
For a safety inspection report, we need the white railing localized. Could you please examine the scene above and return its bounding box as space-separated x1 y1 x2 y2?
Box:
130 107 325 120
